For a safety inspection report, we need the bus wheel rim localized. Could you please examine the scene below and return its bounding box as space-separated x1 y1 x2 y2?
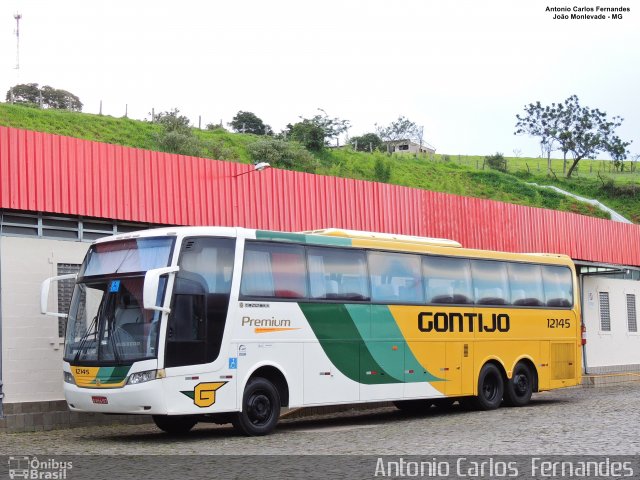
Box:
247 392 272 425
483 374 498 400
513 373 529 396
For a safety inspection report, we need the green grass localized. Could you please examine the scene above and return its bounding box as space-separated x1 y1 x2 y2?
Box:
315 149 611 220
0 103 161 149
2 102 638 222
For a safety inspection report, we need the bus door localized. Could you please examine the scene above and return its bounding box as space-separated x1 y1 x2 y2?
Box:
445 340 474 396
301 303 360 405
362 305 405 401
162 237 237 413
538 341 550 390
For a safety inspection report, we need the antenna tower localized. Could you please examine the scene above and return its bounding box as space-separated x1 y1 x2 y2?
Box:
14 12 22 71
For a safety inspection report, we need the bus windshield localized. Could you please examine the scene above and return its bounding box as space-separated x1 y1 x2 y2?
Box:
79 237 174 279
64 237 174 364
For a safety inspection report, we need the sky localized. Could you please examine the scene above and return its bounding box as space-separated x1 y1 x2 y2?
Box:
1 0 639 158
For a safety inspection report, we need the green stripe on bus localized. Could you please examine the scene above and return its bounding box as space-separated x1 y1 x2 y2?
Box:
364 305 443 383
98 366 131 384
299 303 400 384
255 230 352 247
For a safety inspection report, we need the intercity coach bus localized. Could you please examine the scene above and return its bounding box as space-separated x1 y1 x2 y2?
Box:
41 227 582 435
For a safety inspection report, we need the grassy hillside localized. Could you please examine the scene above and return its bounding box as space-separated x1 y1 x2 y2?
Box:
1 102 638 222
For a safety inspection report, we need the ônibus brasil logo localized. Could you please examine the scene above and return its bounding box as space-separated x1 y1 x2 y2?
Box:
8 456 72 479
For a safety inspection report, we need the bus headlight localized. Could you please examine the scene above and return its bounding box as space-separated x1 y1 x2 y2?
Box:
127 369 165 385
63 371 76 385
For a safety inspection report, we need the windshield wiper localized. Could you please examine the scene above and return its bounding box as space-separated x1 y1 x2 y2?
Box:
109 324 124 365
114 248 135 274
74 315 98 363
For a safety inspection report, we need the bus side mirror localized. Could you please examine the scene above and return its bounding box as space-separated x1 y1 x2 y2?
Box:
143 266 179 313
40 273 78 317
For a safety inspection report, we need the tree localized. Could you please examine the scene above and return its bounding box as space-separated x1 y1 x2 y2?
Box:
309 108 350 145
375 116 422 153
5 83 83 111
229 111 272 135
515 95 631 178
287 120 326 151
350 133 383 152
287 109 350 150
5 83 40 105
40 86 83 111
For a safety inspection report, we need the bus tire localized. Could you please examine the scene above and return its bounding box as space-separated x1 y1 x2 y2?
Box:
152 415 197 435
233 377 281 436
503 362 533 407
471 363 504 410
393 400 432 413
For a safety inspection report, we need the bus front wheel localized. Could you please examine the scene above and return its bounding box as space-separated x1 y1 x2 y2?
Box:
503 362 533 407
152 415 197 435
233 377 281 436
471 363 504 410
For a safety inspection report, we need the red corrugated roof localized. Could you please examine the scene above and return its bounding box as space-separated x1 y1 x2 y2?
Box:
1 125 639 266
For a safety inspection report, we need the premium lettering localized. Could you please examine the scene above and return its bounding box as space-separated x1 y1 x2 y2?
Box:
242 316 291 328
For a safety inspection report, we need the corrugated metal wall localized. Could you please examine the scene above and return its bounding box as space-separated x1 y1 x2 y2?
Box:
1 126 639 266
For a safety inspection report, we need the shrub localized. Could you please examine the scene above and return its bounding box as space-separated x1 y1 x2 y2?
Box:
374 158 392 182
205 123 228 132
155 130 202 157
485 152 507 172
351 133 382 152
202 138 239 161
247 138 317 173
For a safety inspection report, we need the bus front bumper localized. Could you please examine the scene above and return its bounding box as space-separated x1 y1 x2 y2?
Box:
64 380 168 415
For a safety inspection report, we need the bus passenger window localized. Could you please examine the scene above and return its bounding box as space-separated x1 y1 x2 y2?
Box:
542 265 573 307
423 256 473 304
307 247 369 301
240 243 307 299
508 263 545 306
369 251 423 303
471 260 509 306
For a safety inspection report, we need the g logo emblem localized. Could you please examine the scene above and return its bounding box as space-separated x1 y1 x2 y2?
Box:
194 382 226 407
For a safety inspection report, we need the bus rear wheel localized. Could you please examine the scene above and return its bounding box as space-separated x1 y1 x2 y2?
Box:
470 363 504 410
152 415 197 435
233 377 281 436
503 362 533 407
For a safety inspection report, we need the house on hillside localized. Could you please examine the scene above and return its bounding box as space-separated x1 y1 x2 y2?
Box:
384 139 436 155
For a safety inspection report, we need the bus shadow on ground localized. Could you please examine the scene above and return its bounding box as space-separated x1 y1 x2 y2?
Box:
101 398 565 443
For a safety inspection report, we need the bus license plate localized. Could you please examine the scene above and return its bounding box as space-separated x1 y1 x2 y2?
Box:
92 396 108 404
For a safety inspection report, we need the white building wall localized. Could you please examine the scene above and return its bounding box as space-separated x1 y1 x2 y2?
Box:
582 276 640 372
1 236 89 403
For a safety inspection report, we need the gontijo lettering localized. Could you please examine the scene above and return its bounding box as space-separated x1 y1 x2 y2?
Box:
418 312 510 332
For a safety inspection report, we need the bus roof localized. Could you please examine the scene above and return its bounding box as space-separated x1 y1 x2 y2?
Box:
303 228 462 248
94 226 575 267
